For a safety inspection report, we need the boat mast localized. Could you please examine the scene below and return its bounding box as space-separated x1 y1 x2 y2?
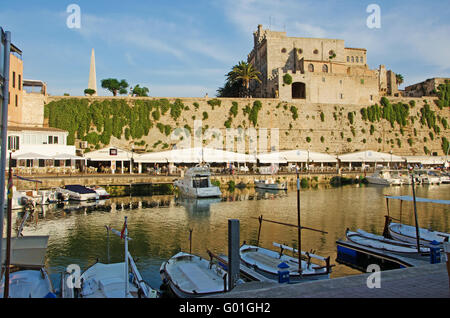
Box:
124 216 129 297
410 171 421 252
296 168 302 276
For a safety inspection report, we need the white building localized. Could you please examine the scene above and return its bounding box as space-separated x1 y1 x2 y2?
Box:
7 126 76 157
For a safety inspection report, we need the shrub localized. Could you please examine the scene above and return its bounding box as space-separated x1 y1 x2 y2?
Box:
320 112 325 122
348 112 354 125
290 106 299 120
207 98 221 109
202 111 209 120
306 137 311 143
283 73 293 85
230 102 239 117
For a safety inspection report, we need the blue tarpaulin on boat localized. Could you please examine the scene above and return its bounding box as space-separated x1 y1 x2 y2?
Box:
385 195 450 205
64 185 96 194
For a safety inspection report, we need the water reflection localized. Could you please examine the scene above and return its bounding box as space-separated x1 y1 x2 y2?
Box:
13 184 450 292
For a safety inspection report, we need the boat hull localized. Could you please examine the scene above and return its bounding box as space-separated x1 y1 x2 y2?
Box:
388 223 449 245
239 245 330 283
254 181 287 190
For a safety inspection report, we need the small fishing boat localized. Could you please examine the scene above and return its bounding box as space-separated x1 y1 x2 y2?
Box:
88 186 110 199
346 229 430 253
365 169 402 186
174 164 221 198
239 243 331 283
78 254 158 298
68 217 158 298
388 223 450 245
160 251 230 298
254 179 287 190
58 185 99 201
0 236 56 298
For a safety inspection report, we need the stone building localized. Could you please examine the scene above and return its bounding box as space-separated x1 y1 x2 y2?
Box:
404 78 450 97
247 25 398 104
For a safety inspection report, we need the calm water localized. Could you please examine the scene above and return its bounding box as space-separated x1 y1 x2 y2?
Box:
16 183 450 292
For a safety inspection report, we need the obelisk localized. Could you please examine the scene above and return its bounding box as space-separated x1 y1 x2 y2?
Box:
88 48 97 96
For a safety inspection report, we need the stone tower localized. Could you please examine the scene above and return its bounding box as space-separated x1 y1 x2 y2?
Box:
88 48 97 96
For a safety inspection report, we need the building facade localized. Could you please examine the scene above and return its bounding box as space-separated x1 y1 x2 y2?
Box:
247 25 399 104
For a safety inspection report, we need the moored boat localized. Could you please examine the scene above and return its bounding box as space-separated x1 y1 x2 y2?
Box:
239 243 331 283
365 169 402 186
174 164 221 198
254 179 287 190
88 186 110 199
160 251 231 298
388 222 450 245
0 236 56 298
346 229 430 253
58 185 99 201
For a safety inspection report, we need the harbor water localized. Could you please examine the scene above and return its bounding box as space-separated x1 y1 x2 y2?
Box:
15 183 450 293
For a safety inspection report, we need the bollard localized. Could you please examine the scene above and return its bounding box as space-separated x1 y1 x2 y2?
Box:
429 240 441 264
228 219 240 291
277 262 290 284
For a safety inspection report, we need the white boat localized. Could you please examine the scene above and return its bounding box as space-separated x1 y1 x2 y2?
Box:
346 229 430 253
88 186 110 199
239 243 331 283
388 222 450 245
78 254 158 298
70 218 158 298
438 172 450 184
0 236 56 298
58 185 99 201
174 164 221 198
416 169 441 184
365 169 403 186
7 186 34 211
254 179 287 190
160 251 231 298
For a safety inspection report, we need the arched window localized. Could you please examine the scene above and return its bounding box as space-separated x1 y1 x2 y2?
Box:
322 64 328 73
313 49 319 54
347 56 350 62
281 48 287 53
351 56 354 63
356 57 359 63
308 64 314 72
360 57 364 63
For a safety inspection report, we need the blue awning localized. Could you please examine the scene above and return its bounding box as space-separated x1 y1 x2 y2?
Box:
385 195 450 205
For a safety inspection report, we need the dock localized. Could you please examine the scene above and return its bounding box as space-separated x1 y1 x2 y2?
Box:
210 263 449 298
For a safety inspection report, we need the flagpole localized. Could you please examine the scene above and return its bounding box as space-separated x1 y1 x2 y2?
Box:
296 167 302 277
124 216 129 298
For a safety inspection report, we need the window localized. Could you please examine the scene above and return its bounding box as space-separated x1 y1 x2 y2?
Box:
8 136 20 150
48 136 60 144
356 57 359 63
281 48 287 53
18 74 21 90
340 93 344 99
360 57 364 63
313 49 319 54
370 95 373 101
347 56 350 62
322 64 328 73
298 48 303 54
12 71 15 88
308 64 314 72
15 95 18 107
351 56 354 63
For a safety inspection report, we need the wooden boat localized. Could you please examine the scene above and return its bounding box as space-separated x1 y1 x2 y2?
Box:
346 229 430 253
65 217 158 298
254 179 287 190
0 236 56 298
239 243 331 283
388 223 450 245
78 253 158 298
160 252 231 298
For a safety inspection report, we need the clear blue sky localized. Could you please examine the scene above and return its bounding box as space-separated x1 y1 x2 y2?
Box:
1 0 449 97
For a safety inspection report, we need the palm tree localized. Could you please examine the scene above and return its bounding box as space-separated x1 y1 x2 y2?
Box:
396 74 404 86
226 61 261 97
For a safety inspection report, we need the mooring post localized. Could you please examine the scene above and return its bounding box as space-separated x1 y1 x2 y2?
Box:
228 219 240 292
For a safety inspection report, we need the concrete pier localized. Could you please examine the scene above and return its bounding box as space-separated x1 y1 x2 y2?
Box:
211 263 449 298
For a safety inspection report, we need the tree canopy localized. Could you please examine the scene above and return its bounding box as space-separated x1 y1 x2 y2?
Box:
101 78 129 96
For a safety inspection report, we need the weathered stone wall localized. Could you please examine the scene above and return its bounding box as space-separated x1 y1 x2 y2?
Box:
45 95 449 156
